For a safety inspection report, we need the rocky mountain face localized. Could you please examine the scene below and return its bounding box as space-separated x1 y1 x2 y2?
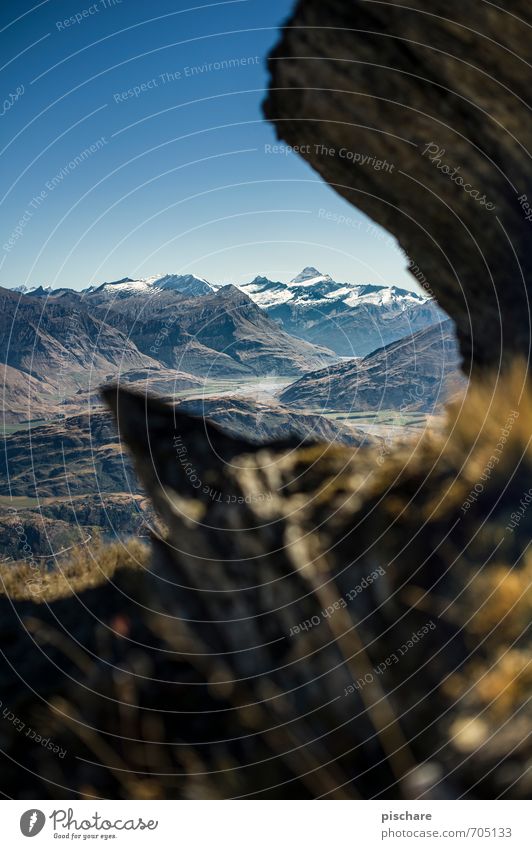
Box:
236 266 445 356
0 287 159 382
90 284 336 377
280 320 465 413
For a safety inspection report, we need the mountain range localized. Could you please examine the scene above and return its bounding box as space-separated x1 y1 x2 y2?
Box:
12 266 444 358
1 276 336 421
2 267 448 422
1 267 461 562
235 267 445 355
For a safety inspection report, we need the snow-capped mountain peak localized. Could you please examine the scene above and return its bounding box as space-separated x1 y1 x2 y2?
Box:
290 266 333 286
12 284 52 295
343 284 425 309
233 268 430 311
88 273 213 299
229 268 443 357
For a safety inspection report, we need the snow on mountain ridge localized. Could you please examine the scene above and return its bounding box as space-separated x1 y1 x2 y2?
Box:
8 269 428 311
289 266 334 286
231 269 442 357
87 273 213 298
11 284 52 294
235 268 428 310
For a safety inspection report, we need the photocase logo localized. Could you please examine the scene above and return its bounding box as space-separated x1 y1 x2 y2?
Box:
20 810 46 837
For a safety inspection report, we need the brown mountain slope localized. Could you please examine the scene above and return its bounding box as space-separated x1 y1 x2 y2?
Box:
93 284 337 376
280 320 465 413
0 287 160 421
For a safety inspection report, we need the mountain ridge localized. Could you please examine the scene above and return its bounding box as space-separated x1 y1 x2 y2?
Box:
280 319 465 413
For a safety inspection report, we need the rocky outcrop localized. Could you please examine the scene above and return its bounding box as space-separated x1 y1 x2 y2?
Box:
176 395 378 446
264 0 532 370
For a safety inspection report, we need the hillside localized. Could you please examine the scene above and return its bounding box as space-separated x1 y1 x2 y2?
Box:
0 287 159 384
0 287 160 421
280 320 465 412
0 411 139 499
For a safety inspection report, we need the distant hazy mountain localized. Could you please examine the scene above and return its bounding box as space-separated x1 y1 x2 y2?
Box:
280 320 465 413
235 266 445 356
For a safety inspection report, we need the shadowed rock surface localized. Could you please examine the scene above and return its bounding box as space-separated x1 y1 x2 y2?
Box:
264 0 532 370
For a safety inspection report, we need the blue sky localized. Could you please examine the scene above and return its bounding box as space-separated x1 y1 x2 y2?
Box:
0 0 417 291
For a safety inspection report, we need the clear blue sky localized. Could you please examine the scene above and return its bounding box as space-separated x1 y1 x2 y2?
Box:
0 0 417 292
